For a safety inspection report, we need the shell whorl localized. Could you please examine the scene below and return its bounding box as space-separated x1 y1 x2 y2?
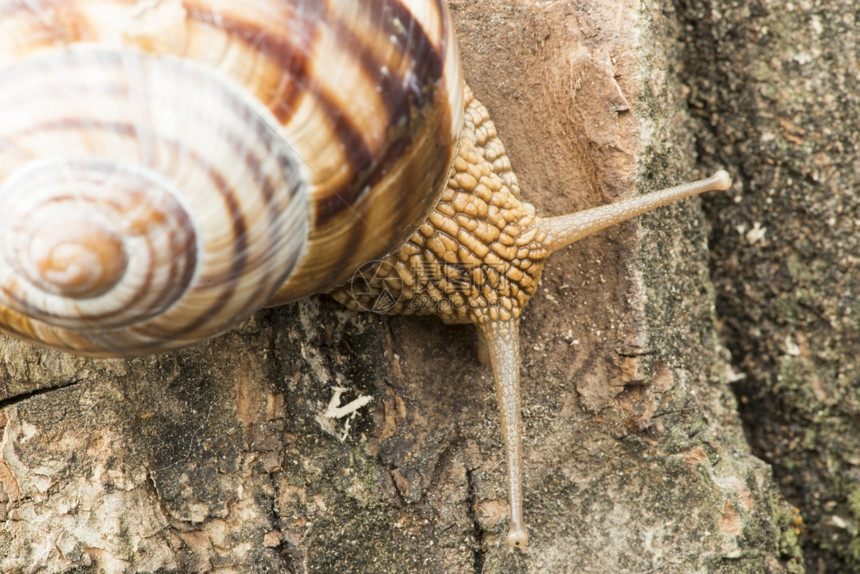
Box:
0 45 308 354
0 0 462 355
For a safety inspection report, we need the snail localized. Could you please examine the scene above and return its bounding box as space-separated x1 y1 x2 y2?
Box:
0 0 732 548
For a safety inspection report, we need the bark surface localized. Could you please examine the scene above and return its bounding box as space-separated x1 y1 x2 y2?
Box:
0 0 824 572
677 0 858 571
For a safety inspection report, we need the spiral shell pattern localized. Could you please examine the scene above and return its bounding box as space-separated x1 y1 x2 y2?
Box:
0 0 462 355
0 47 308 354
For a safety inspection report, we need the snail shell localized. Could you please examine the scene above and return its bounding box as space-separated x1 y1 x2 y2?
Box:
0 0 461 355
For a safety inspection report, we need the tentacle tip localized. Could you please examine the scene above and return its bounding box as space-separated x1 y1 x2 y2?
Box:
710 170 733 191
507 524 529 548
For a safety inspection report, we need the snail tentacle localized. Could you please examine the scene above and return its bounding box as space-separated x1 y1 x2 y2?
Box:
479 317 528 547
540 170 733 253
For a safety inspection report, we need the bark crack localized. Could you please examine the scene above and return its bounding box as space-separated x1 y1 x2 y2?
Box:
265 456 305 574
0 379 80 409
465 468 486 574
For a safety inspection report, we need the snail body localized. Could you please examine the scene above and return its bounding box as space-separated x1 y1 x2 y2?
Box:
0 0 731 548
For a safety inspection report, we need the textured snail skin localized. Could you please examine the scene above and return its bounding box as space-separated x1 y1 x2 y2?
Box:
331 86 547 324
0 0 733 550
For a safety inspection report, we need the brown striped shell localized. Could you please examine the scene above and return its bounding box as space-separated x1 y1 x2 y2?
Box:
0 0 462 355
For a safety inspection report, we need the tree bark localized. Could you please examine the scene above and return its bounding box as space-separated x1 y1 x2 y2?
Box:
677 0 858 571
0 0 815 572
